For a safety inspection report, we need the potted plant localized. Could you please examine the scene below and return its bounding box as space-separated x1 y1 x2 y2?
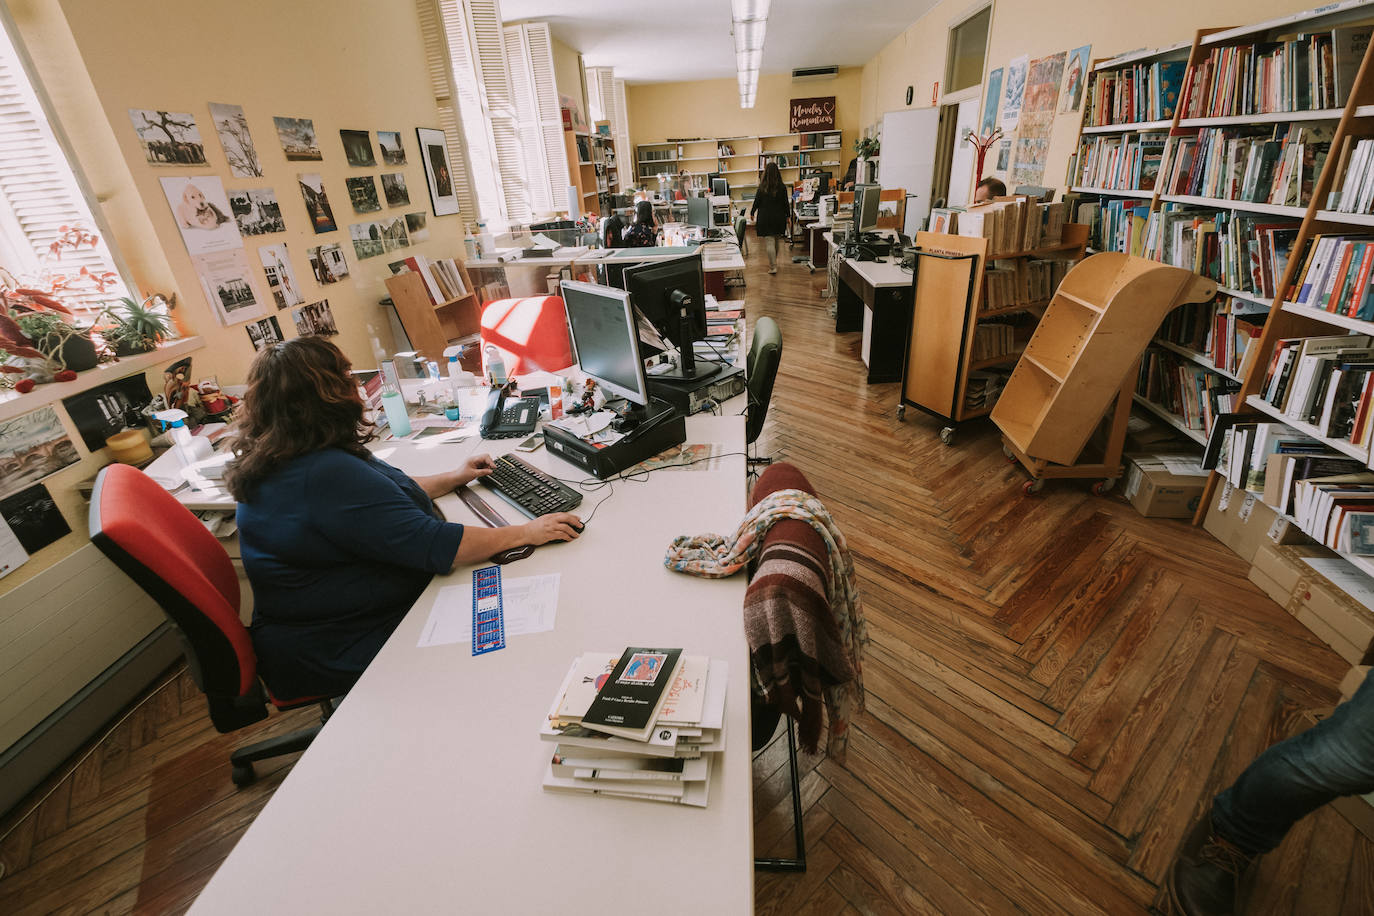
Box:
98 295 174 356
854 136 880 184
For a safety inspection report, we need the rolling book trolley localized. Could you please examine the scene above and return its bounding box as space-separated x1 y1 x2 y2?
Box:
991 252 1218 492
898 224 1089 444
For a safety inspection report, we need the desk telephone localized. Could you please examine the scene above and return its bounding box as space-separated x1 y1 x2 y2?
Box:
480 385 540 439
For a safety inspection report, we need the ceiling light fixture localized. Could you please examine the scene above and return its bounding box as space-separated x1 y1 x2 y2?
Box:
731 0 769 109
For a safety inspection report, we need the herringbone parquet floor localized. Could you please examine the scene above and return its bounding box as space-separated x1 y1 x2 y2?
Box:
0 239 1369 914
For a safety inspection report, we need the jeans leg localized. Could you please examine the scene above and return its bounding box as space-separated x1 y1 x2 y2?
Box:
1212 668 1374 855
765 236 778 268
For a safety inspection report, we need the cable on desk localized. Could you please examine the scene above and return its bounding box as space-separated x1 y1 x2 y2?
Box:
549 450 751 522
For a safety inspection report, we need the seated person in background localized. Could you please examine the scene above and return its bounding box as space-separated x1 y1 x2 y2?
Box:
623 200 658 248
226 337 581 699
973 176 1006 204
602 211 625 248
843 157 858 191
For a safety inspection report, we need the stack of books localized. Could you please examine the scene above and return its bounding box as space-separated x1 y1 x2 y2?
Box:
1284 234 1374 318
964 370 1009 412
388 254 470 304
1181 26 1371 117
1259 335 1374 438
956 197 1067 256
541 647 728 807
1137 347 1241 432
1072 132 1168 190
1086 60 1188 126
1162 124 1334 207
1327 137 1374 214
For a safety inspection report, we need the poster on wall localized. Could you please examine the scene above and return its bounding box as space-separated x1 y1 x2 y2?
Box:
1000 56 1029 131
405 212 429 242
292 299 339 337
227 187 285 236
307 243 350 284
351 222 384 260
0 407 80 498
1010 52 1066 188
346 176 382 214
273 116 323 161
995 139 1011 173
258 243 304 309
788 97 836 133
381 173 410 207
297 173 338 233
1061 46 1092 113
417 127 459 217
128 109 207 165
340 129 377 167
159 176 243 255
62 375 153 452
0 514 27 580
980 69 1003 135
208 102 262 177
192 249 269 326
378 131 407 165
378 215 410 251
0 483 70 556
245 316 285 353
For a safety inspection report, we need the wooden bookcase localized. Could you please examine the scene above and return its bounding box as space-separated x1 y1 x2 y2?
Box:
900 223 1089 443
563 130 599 217
385 265 481 365
635 131 844 206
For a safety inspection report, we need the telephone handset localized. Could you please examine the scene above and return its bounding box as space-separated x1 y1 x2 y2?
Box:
479 384 540 439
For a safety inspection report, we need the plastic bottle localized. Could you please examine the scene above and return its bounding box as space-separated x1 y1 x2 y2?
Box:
463 226 479 261
445 344 477 401
381 389 412 437
484 344 508 387
153 409 195 467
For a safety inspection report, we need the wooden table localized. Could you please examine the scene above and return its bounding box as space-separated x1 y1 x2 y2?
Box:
189 414 753 915
835 255 914 384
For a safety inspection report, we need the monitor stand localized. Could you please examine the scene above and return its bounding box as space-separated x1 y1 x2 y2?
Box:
652 290 721 383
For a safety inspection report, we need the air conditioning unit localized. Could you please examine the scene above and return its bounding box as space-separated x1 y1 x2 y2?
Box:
792 66 839 81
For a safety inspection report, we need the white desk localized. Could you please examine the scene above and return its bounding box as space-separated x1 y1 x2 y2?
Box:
834 253 913 383
190 414 753 914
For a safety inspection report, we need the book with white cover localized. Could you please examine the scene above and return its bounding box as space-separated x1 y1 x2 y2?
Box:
542 765 711 807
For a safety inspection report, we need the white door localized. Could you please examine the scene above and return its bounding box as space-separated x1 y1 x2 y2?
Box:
879 107 940 236
946 96 981 208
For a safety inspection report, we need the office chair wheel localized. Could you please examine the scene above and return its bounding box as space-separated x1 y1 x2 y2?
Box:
895 405 906 420
939 426 955 446
1023 478 1045 495
230 762 257 787
1092 479 1116 496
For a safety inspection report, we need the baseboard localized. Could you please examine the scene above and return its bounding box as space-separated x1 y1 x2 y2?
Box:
0 622 182 818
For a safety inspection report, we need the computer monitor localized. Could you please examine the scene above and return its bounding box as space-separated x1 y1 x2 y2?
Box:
560 280 650 416
622 253 719 383
855 183 882 233
712 177 729 197
686 196 711 229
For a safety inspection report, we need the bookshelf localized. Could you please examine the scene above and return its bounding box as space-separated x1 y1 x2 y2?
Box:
385 265 480 366
564 129 600 216
635 130 843 204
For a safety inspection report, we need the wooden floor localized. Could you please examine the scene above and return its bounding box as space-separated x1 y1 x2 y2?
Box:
2 240 1371 914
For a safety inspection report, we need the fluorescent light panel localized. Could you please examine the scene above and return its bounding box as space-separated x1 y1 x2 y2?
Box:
732 0 769 108
731 0 770 21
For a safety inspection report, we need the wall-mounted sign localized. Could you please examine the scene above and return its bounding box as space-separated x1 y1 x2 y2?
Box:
789 97 836 132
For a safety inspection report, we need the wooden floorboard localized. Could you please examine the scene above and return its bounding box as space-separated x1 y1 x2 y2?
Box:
1 249 1370 913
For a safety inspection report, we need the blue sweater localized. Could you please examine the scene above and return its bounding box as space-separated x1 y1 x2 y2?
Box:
238 449 463 699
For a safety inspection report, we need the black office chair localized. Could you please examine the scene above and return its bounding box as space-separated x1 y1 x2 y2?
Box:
746 317 782 468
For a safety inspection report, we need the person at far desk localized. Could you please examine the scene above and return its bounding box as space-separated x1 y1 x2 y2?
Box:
225 337 581 699
623 199 658 248
974 176 1006 203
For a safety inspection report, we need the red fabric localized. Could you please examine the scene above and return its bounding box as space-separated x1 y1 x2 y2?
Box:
749 463 825 557
480 296 574 375
96 464 255 696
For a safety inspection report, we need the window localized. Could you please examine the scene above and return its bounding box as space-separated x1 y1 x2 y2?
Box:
0 9 130 314
945 5 991 97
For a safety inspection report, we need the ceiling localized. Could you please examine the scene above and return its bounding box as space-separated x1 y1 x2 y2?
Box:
500 0 940 84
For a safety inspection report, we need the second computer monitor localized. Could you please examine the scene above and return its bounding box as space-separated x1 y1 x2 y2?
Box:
560 280 650 409
686 195 711 229
622 253 718 382
855 183 882 232
712 177 729 197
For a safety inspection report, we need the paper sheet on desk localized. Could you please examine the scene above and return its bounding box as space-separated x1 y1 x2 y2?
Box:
417 573 561 647
0 515 29 579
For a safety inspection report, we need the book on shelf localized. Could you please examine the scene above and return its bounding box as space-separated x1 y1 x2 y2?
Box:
1181 26 1371 117
1161 123 1334 206
1285 234 1374 318
1327 136 1374 214
1145 206 1301 300
1260 336 1374 431
970 322 1019 361
964 370 1010 411
955 197 1067 256
1137 347 1241 432
1073 132 1169 190
929 207 962 234
1085 59 1187 126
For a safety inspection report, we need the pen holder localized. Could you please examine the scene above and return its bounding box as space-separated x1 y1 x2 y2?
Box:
445 405 462 421
381 390 412 437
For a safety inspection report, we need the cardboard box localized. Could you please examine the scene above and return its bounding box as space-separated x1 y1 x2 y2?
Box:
1249 542 1374 666
1123 453 1208 518
1333 793 1374 842
1203 479 1304 564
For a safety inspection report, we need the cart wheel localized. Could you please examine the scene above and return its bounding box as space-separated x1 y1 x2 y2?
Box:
939 426 955 446
1092 479 1117 496
1023 478 1045 495
1002 443 1014 459
895 405 906 421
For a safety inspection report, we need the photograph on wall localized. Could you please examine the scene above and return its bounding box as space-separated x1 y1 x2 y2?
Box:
339 129 376 167
273 116 322 161
191 248 268 326
297 173 337 233
1000 55 1029 131
258 243 304 309
346 175 382 214
62 375 153 452
405 211 429 242
1010 52 1066 188
996 139 1011 172
307 243 350 284
128 109 207 165
350 222 384 260
245 315 284 353
0 483 70 555
378 131 406 165
981 68 1003 135
227 187 285 236
381 173 410 207
208 102 262 177
291 299 339 337
0 407 80 499
1061 45 1092 113
378 215 410 251
417 127 459 216
159 176 243 255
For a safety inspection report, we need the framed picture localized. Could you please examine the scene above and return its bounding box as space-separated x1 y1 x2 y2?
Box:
416 127 459 217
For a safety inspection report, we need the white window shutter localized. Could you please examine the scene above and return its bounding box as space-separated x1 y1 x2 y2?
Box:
612 79 631 194
503 24 550 218
524 23 569 210
416 0 480 221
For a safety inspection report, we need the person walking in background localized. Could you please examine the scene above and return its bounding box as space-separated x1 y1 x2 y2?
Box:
751 161 791 275
1167 668 1374 915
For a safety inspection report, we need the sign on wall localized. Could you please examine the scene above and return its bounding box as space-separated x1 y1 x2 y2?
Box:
789 97 836 133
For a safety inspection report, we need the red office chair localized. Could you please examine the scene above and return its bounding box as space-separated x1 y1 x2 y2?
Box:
89 463 335 787
479 294 575 376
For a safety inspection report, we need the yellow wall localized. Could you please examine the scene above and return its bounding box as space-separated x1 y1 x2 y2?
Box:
860 0 1321 200
1 0 464 587
552 37 589 131
627 68 863 185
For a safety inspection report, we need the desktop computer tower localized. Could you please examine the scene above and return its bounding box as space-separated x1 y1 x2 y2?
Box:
647 365 746 416
543 402 687 480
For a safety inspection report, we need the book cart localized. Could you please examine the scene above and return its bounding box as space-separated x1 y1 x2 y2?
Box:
384 259 481 367
990 253 1218 493
898 223 1089 444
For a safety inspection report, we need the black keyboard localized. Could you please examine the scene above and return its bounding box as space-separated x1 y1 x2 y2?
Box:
479 454 583 518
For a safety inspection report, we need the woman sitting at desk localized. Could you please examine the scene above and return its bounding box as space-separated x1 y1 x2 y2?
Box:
226 337 581 698
622 199 658 248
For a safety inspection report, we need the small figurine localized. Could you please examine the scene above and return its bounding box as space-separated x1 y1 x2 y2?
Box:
580 378 597 412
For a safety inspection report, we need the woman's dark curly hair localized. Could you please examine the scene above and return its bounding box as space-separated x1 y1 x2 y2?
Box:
224 337 374 501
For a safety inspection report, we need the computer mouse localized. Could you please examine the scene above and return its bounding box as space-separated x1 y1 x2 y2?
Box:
569 520 585 534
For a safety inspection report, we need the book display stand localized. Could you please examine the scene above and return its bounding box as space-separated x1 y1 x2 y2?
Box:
384 258 480 365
